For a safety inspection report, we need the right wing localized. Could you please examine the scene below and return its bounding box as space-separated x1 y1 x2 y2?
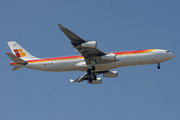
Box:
58 23 85 43
58 23 107 64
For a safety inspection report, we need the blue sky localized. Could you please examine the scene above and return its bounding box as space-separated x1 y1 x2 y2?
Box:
1 0 180 120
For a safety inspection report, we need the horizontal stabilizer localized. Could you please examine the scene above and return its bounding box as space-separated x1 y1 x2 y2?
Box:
12 66 22 71
6 53 27 64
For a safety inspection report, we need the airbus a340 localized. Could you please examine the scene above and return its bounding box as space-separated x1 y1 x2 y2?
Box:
6 23 175 84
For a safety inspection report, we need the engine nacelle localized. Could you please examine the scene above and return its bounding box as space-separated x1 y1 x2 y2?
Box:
103 71 118 78
87 77 102 84
81 41 97 48
101 54 116 61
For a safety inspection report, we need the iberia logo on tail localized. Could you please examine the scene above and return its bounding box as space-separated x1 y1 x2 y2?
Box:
14 49 26 57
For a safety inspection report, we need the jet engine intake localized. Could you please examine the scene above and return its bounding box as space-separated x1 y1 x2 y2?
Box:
81 41 97 48
101 54 116 61
103 71 118 78
87 77 102 84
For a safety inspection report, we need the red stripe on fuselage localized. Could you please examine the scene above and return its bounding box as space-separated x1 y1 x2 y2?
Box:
10 49 153 65
112 49 149 55
25 55 82 64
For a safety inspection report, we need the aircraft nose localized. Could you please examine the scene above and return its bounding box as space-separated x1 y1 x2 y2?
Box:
163 50 175 60
171 53 175 59
165 50 175 59
168 52 175 60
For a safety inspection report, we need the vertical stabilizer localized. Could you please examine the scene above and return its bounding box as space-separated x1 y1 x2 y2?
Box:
7 41 38 60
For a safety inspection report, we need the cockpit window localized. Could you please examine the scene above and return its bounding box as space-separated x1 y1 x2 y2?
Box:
166 51 170 53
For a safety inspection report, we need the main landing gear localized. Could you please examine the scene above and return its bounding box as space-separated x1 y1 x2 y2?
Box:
87 65 97 83
87 65 95 75
157 62 161 69
88 75 97 83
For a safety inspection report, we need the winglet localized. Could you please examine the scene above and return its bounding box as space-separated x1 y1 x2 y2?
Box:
58 23 65 29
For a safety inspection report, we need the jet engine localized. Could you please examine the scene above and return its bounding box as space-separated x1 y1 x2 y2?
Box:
101 54 116 61
87 77 102 84
81 41 97 48
103 71 118 78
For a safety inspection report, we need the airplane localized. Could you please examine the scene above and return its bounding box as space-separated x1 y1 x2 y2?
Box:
6 23 175 84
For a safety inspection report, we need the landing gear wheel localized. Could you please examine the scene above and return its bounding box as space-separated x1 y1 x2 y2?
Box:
157 63 161 69
90 65 95 71
88 78 92 83
87 69 91 76
92 75 97 80
87 65 95 76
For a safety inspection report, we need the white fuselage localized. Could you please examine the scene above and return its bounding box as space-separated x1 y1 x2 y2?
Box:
15 49 174 72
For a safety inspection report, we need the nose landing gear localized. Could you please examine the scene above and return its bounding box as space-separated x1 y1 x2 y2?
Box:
157 63 161 69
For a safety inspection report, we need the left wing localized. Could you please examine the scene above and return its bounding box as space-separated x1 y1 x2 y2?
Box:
70 73 89 83
58 23 108 65
70 71 107 84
